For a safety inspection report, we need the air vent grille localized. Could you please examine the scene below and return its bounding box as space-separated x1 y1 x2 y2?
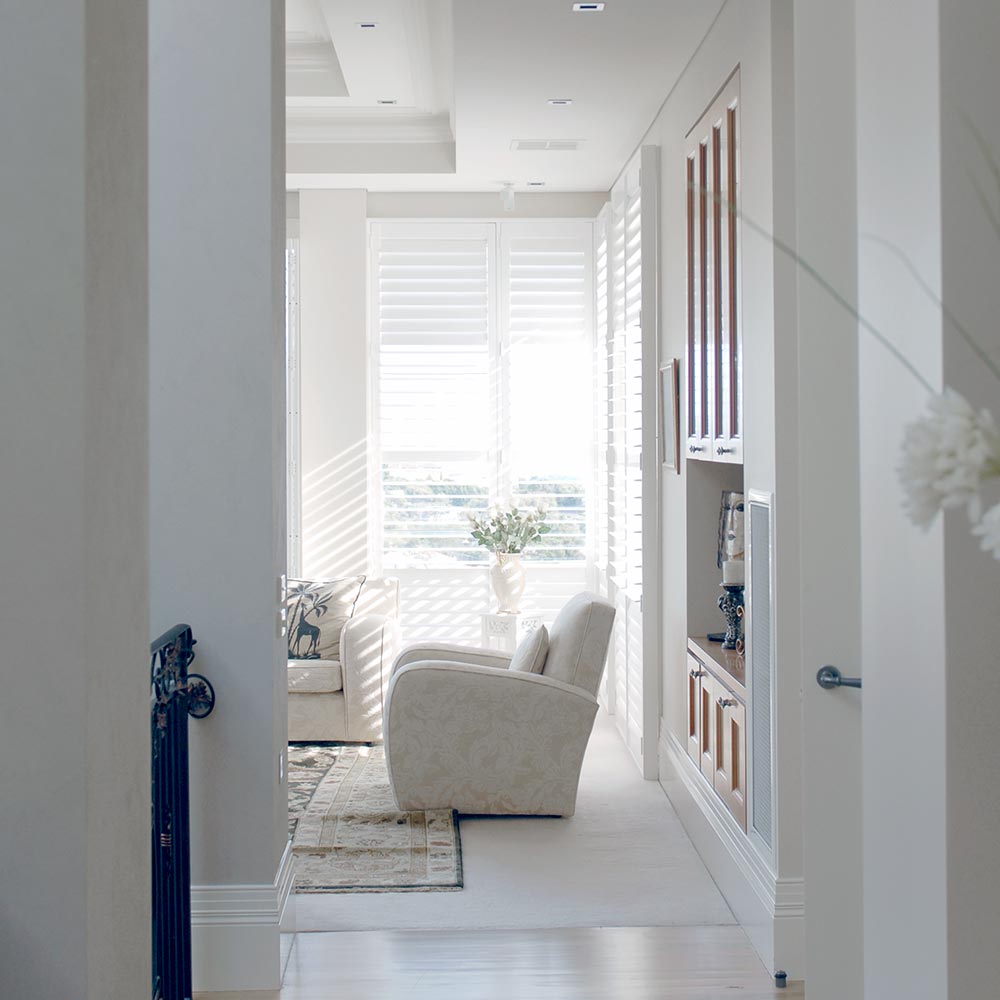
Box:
511 139 583 152
749 497 773 849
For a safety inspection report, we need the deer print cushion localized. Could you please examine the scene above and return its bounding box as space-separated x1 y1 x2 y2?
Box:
286 576 366 663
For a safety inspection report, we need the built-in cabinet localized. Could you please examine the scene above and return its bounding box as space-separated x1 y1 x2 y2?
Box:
686 636 747 831
685 71 742 464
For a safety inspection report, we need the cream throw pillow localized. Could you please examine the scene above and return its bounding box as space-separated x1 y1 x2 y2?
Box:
286 576 365 662
509 625 549 674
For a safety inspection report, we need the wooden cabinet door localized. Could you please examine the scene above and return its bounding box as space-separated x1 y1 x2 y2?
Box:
686 654 707 762
714 692 748 831
685 71 742 464
698 671 717 782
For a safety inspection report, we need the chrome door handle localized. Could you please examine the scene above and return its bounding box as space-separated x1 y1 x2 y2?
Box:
716 696 736 708
689 668 706 679
816 665 862 690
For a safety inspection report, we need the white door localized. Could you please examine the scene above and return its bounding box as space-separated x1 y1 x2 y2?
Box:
793 4 864 997
795 3 956 998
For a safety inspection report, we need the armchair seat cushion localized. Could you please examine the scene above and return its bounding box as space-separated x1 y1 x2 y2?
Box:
288 659 343 694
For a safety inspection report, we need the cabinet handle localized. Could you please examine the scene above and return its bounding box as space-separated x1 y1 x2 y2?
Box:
689 445 706 453
716 696 736 709
689 668 706 679
716 446 735 455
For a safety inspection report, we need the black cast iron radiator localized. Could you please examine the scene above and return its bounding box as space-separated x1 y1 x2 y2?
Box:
150 624 215 1000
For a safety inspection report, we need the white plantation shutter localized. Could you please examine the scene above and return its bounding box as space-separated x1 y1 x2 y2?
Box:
594 206 613 710
372 224 494 568
594 207 611 600
286 237 302 577
603 149 658 775
500 223 592 574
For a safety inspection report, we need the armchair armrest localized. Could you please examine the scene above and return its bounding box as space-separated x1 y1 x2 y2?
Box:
384 660 598 816
391 642 513 677
340 613 400 741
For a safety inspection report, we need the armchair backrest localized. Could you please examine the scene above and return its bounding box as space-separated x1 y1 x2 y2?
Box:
355 577 400 619
541 592 615 695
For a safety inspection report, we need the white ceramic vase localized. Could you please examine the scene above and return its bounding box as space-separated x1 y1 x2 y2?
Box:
491 552 526 613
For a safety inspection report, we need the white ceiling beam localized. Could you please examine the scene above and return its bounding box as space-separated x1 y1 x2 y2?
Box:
318 0 415 106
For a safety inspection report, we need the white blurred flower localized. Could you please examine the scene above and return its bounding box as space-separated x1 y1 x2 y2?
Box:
972 502 1000 560
487 504 500 520
536 500 550 517
465 509 479 523
898 388 1000 530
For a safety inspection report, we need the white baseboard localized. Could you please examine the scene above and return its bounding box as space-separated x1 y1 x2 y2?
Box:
658 731 804 978
191 840 295 992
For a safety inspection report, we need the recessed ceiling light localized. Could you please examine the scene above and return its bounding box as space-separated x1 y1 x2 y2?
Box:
527 181 546 187
547 99 573 107
356 22 378 28
377 99 398 105
572 3 605 11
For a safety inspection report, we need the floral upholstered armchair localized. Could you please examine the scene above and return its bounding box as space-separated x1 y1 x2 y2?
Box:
383 592 614 817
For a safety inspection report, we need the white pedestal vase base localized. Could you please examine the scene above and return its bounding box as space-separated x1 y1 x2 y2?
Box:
490 553 526 614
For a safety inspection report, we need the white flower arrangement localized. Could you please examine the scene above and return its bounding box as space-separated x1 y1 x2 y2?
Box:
467 499 552 554
898 389 1000 558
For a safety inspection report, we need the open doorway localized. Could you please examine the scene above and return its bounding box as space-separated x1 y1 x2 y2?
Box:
279 0 800 990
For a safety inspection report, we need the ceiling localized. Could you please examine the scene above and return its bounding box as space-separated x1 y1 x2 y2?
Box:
286 0 722 193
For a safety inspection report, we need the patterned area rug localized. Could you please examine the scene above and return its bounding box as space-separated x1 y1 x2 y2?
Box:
288 744 463 893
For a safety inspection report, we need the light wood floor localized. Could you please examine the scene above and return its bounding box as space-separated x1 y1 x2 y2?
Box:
197 926 804 1000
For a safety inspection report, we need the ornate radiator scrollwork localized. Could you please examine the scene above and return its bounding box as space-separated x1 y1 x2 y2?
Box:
150 624 213 1000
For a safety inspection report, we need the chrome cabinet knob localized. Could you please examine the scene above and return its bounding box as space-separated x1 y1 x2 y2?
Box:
716 696 736 708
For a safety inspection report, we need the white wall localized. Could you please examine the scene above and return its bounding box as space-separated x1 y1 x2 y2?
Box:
638 0 804 975
299 189 370 579
938 1 1000 992
0 4 150 998
150 1 290 991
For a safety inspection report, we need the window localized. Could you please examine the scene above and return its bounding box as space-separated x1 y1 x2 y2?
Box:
370 221 594 633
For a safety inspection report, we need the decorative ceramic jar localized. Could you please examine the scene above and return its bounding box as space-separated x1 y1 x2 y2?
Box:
491 552 526 613
718 584 745 650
